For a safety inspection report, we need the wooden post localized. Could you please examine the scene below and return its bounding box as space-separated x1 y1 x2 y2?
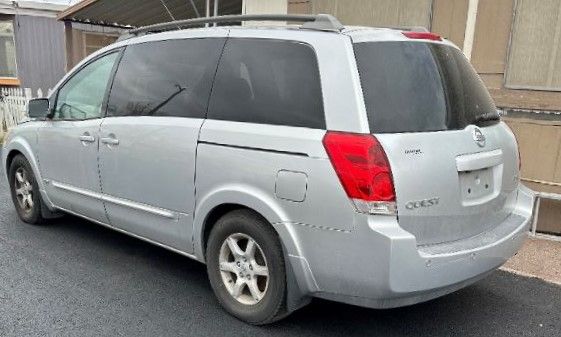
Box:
0 88 4 139
463 0 479 60
213 0 218 26
205 0 210 27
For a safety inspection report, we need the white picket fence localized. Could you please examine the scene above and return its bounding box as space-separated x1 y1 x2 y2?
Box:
0 87 48 140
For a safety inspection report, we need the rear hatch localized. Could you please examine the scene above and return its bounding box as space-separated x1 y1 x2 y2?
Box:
353 38 520 246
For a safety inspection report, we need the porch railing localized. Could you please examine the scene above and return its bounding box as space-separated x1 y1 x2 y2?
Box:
0 87 48 141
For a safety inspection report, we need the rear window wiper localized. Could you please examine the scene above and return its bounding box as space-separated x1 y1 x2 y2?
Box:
473 112 500 125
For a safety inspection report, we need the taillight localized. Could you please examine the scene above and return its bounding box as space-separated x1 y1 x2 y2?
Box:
323 131 396 215
402 31 442 41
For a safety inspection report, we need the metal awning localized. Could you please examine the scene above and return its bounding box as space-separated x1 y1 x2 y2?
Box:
57 0 242 28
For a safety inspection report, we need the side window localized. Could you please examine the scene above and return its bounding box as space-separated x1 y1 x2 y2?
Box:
54 51 119 120
208 38 325 129
106 38 225 118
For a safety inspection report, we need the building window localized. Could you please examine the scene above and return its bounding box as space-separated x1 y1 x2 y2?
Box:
0 19 17 78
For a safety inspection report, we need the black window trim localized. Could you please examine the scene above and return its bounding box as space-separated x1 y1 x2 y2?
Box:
51 48 124 122
59 37 326 127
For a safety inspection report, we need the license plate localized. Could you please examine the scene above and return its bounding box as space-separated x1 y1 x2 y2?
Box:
459 167 495 205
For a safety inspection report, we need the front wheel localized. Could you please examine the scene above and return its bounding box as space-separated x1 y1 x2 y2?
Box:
8 155 46 225
206 209 287 325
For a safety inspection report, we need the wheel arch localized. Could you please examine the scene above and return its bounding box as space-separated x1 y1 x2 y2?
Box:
201 203 255 258
5 148 23 174
4 139 38 180
193 185 291 262
2 137 53 210
193 186 314 312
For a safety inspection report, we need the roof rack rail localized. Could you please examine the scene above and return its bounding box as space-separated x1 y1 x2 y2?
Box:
123 14 344 38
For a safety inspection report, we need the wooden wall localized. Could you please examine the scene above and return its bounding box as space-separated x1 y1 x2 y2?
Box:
505 117 561 234
243 0 287 16
506 0 561 91
307 0 432 28
506 118 561 194
288 0 561 111
471 0 514 75
431 0 468 47
64 22 122 71
288 0 311 14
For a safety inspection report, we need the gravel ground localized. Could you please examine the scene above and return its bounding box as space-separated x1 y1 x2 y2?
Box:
503 236 561 285
1 156 561 337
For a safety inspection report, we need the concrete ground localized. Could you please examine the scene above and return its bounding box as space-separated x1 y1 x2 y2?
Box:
503 236 561 285
0 163 560 336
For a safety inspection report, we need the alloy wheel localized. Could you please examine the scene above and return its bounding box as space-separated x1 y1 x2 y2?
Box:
13 167 34 213
218 233 269 305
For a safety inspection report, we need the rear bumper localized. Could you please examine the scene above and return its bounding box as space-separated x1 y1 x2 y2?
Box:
390 211 529 295
281 184 534 308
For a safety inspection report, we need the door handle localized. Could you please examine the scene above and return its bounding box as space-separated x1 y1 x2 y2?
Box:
79 134 95 143
101 136 119 146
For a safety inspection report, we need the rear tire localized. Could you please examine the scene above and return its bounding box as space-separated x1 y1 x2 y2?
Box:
206 209 287 325
8 155 46 225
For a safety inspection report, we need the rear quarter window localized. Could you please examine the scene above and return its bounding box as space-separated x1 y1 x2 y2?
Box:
354 41 498 133
207 38 325 129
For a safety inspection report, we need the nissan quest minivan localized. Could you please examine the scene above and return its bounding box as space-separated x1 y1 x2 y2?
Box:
2 14 535 324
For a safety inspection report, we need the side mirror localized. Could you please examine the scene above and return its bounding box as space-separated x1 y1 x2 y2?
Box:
27 98 50 119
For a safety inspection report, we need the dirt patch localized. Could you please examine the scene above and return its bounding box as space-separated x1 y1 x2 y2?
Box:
502 236 561 285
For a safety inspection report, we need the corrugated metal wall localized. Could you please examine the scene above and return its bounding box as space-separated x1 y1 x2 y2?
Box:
14 15 66 93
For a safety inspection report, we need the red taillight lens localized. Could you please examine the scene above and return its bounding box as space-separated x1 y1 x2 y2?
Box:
402 31 442 41
323 132 396 215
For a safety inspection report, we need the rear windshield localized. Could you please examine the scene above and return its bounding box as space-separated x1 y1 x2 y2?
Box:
354 42 499 133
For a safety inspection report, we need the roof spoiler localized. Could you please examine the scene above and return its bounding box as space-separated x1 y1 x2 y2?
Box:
377 26 429 32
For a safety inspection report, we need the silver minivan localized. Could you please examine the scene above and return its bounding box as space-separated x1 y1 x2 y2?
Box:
2 14 534 324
